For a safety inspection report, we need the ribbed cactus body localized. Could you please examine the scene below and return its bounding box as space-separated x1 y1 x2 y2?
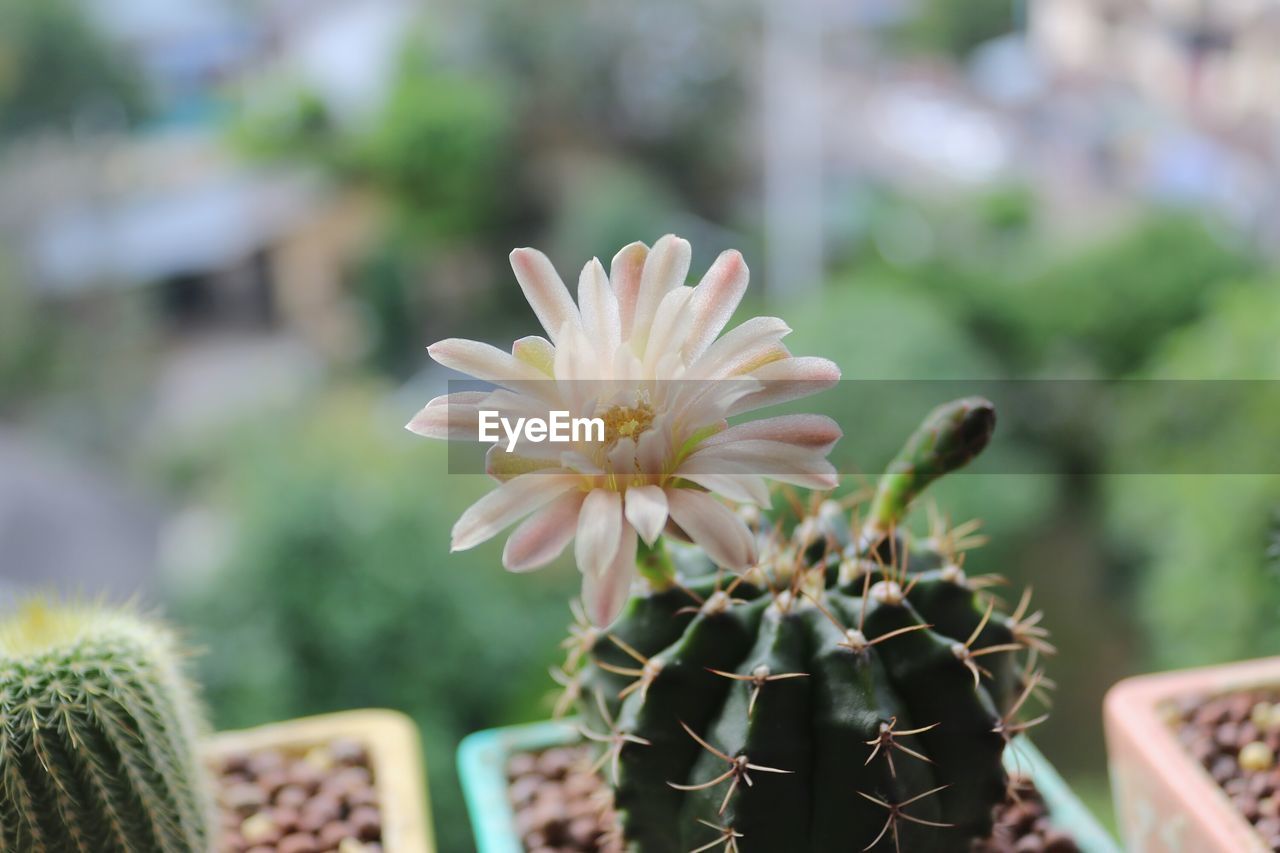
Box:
566 399 1050 852
0 603 212 853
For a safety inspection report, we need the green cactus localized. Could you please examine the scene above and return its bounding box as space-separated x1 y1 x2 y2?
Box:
561 398 1053 852
0 601 213 852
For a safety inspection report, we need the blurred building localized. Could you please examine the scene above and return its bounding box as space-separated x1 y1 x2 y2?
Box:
0 132 375 353
1033 0 1280 139
1030 0 1280 236
0 0 406 353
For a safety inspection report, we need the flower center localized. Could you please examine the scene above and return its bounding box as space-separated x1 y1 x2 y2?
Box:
600 401 655 445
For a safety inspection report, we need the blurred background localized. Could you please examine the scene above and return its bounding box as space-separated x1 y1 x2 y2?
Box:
3 0 1280 848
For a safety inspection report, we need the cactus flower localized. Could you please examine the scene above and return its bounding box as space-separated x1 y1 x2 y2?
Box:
408 235 841 624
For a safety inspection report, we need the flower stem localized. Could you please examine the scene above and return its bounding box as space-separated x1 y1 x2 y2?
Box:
636 538 677 589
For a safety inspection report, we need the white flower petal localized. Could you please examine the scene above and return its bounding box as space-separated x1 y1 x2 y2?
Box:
700 414 842 453
624 485 668 546
635 427 670 478
481 389 557 422
510 248 581 343
611 241 648 341
575 489 623 579
727 356 842 416
684 249 748 362
685 439 839 490
405 391 488 439
671 377 758 428
578 258 621 359
644 286 695 372
512 336 555 375
666 490 756 569
581 523 637 625
606 437 639 486
629 234 690 352
561 450 605 476
677 470 771 506
452 472 578 552
428 338 549 387
689 316 791 379
769 460 839 490
486 445 562 481
503 491 586 572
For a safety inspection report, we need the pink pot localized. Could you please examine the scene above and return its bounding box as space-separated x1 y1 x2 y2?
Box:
1105 656 1280 852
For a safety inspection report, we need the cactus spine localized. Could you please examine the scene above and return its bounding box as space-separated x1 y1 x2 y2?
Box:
561 398 1053 852
0 601 212 852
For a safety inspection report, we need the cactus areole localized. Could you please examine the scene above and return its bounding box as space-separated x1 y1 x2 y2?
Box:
0 603 212 852
561 398 1054 852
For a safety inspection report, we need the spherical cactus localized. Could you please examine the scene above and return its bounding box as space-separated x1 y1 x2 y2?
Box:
0 601 213 852
560 398 1054 852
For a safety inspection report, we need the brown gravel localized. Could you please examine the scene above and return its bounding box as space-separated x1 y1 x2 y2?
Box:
213 738 383 853
1170 689 1280 851
975 777 1082 853
508 746 1081 852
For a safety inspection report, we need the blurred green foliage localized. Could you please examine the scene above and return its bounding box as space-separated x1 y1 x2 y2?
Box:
235 42 515 244
0 0 147 138
0 261 52 409
786 273 1057 547
862 201 1258 377
547 159 684 270
891 0 1016 59
0 260 157 451
1107 283 1280 668
476 0 749 215
163 387 579 853
355 43 515 242
234 38 521 378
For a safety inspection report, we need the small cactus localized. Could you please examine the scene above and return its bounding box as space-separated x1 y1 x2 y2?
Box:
560 398 1054 852
0 601 212 852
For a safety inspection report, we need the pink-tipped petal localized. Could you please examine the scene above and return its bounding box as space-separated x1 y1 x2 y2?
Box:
700 414 842 453
510 248 581 343
688 316 791 379
685 439 840 490
503 491 586 572
611 241 648 340
578 258 621 357
727 356 841 416
405 391 488 439
629 234 691 351
666 490 756 570
684 249 748 362
512 335 555 374
624 485 668 546
575 489 623 580
451 472 577 552
581 523 637 626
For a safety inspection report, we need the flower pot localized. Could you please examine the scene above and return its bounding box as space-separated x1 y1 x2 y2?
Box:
458 718 1118 853
205 709 436 852
1105 655 1280 852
